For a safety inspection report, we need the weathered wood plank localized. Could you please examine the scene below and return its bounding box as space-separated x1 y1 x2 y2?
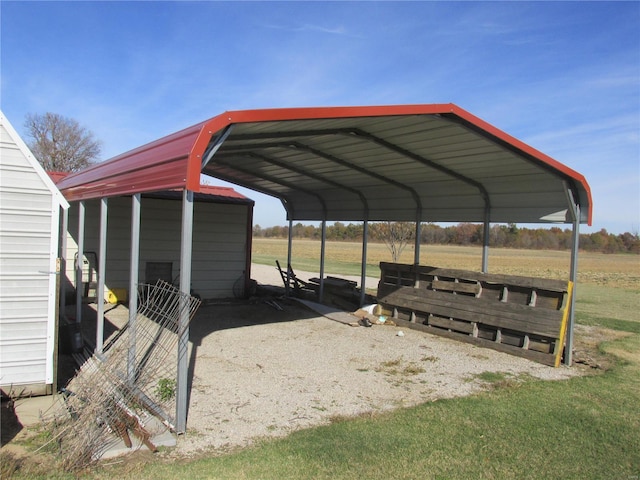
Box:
427 315 476 334
391 317 557 367
379 263 569 292
379 287 563 338
431 280 480 295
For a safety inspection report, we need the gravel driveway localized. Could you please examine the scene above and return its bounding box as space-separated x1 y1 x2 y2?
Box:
171 264 579 456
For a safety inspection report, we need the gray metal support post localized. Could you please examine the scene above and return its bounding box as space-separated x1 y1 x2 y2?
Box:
286 219 293 296
319 220 327 303
414 220 421 266
414 217 422 287
96 198 108 354
176 190 194 434
360 221 369 307
482 210 490 273
565 204 581 366
128 194 141 384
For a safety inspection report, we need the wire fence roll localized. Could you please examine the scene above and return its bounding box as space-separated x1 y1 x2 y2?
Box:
45 280 201 472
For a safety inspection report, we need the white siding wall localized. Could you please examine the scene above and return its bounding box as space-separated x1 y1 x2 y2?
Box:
65 196 250 300
0 123 61 388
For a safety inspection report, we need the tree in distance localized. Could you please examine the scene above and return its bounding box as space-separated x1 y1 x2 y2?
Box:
24 112 102 172
370 221 415 262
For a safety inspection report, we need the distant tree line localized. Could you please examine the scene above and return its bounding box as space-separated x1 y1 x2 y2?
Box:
253 222 640 254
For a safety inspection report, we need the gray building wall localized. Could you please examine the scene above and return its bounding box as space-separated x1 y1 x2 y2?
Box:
65 195 251 301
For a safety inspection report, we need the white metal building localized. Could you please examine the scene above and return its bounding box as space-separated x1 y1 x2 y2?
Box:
0 111 69 395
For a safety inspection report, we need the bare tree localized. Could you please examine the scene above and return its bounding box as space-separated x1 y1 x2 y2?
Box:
24 112 102 172
371 221 415 262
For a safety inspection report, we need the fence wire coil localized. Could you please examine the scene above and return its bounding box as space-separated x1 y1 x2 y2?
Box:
45 280 201 471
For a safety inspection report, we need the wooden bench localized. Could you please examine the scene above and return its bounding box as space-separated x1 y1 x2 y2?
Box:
377 263 573 367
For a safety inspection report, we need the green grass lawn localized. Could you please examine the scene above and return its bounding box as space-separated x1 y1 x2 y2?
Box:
4 242 639 479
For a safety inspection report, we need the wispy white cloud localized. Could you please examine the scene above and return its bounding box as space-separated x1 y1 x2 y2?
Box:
261 21 357 37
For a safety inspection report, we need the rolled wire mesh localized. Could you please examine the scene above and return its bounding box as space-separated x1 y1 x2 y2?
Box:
45 280 201 471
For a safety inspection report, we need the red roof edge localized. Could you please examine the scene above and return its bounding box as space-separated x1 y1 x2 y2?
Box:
47 171 69 183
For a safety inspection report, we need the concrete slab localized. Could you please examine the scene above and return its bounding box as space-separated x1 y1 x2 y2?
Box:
98 414 176 460
10 394 176 460
13 394 66 427
293 298 361 325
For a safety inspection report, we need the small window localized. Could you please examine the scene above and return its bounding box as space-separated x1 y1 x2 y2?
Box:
145 262 173 284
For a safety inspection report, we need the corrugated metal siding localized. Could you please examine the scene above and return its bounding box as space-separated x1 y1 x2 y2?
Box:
0 123 57 387
65 196 249 300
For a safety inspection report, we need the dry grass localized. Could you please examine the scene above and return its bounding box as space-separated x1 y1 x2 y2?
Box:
253 238 640 290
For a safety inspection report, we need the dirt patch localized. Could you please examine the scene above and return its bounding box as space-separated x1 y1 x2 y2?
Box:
571 324 631 370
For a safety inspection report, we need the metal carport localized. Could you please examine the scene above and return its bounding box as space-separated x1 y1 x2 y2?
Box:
56 103 592 433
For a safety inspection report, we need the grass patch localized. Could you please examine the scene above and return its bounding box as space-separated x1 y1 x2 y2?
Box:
576 313 640 334
374 358 425 377
421 355 439 363
474 371 510 383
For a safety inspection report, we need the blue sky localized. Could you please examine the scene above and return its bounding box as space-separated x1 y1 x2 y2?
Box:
2 1 638 234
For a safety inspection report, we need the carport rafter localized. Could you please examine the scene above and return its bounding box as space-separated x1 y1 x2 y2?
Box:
280 141 423 214
217 137 424 214
202 167 297 219
212 155 329 219
346 128 492 210
216 149 370 219
220 126 491 210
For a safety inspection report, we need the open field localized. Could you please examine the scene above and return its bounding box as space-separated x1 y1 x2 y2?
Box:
252 238 640 290
253 238 640 334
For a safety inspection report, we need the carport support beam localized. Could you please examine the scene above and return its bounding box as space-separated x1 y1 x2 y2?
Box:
96 198 108 354
286 219 293 296
360 221 369 306
414 217 422 287
128 194 141 384
176 189 194 434
565 203 581 366
482 210 490 273
319 220 327 302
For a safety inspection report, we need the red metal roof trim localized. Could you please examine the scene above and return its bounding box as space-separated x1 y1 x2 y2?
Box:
47 171 69 183
57 121 206 200
198 185 250 200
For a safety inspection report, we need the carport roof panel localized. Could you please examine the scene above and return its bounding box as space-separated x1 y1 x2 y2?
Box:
55 104 592 225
